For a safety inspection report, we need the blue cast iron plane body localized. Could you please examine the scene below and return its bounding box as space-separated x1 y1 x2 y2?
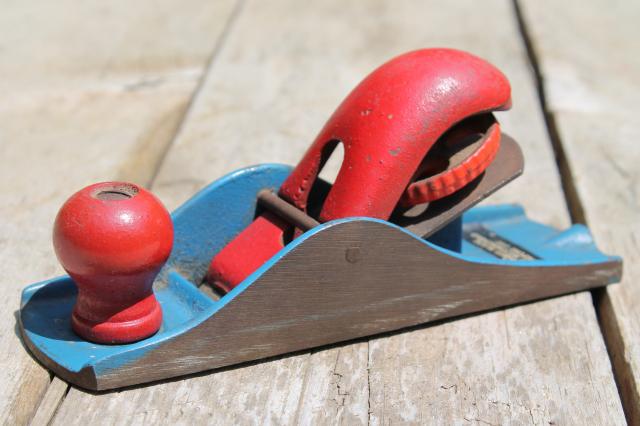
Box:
19 164 621 390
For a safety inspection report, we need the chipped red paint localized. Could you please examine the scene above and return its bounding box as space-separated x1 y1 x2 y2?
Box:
208 48 511 291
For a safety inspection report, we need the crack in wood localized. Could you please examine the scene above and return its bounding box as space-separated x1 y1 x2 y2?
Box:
513 1 632 423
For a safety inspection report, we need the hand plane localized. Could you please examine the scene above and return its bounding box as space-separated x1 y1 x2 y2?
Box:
19 48 622 391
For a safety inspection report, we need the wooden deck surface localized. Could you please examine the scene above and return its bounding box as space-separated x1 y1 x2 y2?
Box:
1 0 637 424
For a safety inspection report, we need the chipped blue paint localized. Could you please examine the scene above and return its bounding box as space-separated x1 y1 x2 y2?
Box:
20 271 213 374
21 164 292 375
19 164 620 377
461 204 614 265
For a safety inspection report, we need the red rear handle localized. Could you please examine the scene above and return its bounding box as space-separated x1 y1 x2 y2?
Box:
208 48 512 291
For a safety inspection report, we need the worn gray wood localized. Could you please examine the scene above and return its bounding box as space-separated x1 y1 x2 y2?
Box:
51 0 625 424
0 1 237 424
28 378 67 426
519 0 640 422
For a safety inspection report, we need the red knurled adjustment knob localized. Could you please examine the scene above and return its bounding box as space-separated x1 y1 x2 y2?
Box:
53 182 173 344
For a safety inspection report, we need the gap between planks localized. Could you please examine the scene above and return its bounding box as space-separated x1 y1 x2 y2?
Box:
147 0 248 189
26 1 247 424
28 378 68 426
512 0 632 423
511 0 586 225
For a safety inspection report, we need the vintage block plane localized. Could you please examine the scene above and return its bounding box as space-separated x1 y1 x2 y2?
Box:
19 48 622 391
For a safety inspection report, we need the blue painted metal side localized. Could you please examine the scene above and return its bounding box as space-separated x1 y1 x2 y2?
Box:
21 164 292 374
164 163 293 284
461 205 612 264
19 163 619 377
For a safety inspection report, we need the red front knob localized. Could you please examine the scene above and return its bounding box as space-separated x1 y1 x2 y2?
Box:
53 182 173 344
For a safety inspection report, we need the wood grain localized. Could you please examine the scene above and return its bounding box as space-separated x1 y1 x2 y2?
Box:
0 1 237 423
51 0 625 424
518 0 640 422
28 378 67 426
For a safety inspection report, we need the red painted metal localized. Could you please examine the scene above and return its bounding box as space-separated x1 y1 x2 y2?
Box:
208 48 511 291
209 212 288 293
53 182 173 344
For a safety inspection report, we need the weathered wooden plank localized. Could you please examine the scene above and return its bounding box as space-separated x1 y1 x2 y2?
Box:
0 1 237 424
28 378 68 426
52 0 624 424
518 0 640 422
